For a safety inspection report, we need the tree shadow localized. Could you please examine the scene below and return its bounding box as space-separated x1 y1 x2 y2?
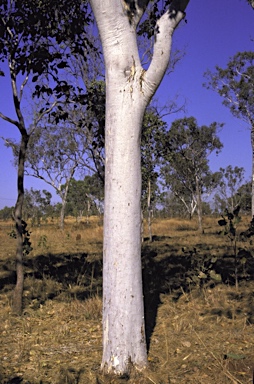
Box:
141 237 254 351
142 239 191 350
1 237 254 350
0 251 103 305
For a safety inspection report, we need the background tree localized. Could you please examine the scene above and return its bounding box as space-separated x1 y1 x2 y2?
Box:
205 51 254 215
159 189 193 218
23 188 52 226
6 70 105 229
161 117 223 232
68 80 106 184
213 165 246 214
0 0 92 314
25 122 87 229
236 180 252 214
0 206 14 220
89 0 190 374
141 106 168 241
6 121 80 229
65 175 104 222
65 178 90 222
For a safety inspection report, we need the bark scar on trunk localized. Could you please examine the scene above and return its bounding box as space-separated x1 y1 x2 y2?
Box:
139 69 146 94
127 56 136 83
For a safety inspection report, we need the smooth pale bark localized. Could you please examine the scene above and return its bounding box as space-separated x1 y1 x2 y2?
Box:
59 167 76 229
195 175 203 233
59 200 66 229
90 0 189 374
59 194 68 229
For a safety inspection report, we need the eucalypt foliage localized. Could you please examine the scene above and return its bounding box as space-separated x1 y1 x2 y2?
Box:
9 220 33 257
218 206 253 289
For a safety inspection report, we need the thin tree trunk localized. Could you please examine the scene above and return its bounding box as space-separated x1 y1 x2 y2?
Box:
59 167 76 229
13 133 29 315
86 200 91 224
195 175 203 233
59 199 66 229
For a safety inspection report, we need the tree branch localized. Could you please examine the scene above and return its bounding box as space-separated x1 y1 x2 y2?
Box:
143 0 190 102
33 100 58 129
0 111 20 127
19 74 29 102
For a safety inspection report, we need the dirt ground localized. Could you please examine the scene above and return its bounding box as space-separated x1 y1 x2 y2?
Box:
0 216 254 384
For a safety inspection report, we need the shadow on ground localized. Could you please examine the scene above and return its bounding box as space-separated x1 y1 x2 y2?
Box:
141 235 254 349
1 236 254 350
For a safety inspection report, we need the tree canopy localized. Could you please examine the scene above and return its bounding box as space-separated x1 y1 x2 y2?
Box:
161 117 223 230
205 51 254 216
205 51 254 127
0 0 94 314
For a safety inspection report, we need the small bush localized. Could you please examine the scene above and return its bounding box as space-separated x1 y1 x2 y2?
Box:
37 234 48 249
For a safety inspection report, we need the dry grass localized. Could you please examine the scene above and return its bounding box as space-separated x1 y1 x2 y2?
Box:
0 216 103 258
0 295 103 384
0 215 254 383
150 285 254 384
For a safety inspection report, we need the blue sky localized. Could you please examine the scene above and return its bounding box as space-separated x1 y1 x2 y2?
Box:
0 0 253 209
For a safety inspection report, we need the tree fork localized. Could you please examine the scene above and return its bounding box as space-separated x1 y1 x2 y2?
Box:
90 0 190 374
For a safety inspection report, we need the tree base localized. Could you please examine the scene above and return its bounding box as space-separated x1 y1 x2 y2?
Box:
98 363 150 384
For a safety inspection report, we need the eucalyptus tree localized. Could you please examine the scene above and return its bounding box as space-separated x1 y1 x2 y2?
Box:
21 79 105 229
65 175 104 222
70 80 106 184
22 122 87 229
213 165 246 214
205 51 254 215
0 0 92 314
161 117 223 232
236 180 252 214
141 105 172 241
0 206 13 220
23 188 52 226
89 0 190 374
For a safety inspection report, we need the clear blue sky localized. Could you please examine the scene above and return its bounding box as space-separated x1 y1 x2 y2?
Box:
0 0 253 209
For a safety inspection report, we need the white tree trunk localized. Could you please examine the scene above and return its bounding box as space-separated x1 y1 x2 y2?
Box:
90 0 189 374
102 53 147 371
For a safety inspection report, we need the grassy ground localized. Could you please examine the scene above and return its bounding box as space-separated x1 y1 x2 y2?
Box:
0 215 254 383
